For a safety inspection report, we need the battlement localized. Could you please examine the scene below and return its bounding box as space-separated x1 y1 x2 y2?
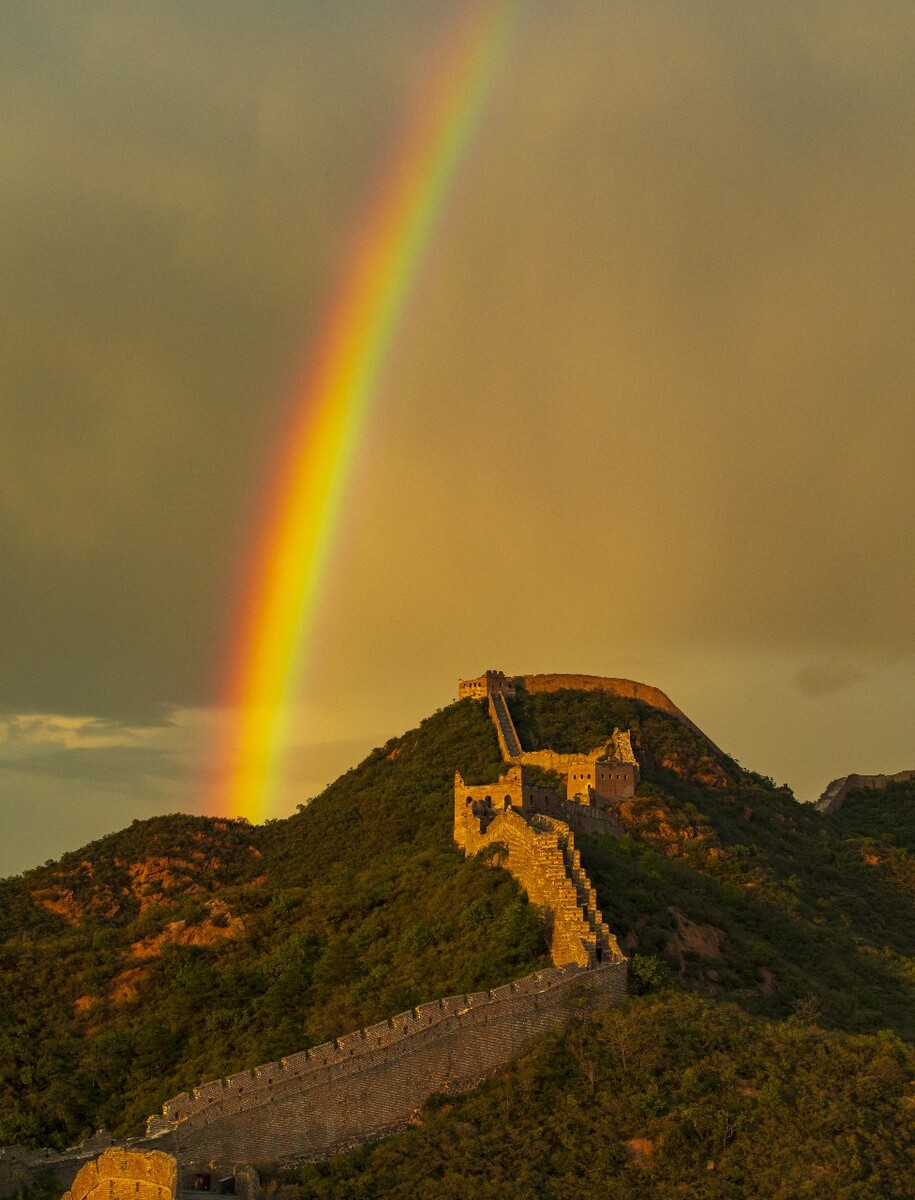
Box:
816 770 915 814
458 670 520 700
454 771 625 969
143 959 626 1168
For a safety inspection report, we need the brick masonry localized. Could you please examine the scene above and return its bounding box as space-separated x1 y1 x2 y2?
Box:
2 672 650 1195
815 769 915 814
61 1150 176 1200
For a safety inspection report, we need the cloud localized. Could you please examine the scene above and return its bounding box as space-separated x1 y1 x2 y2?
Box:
1 1 914 868
793 662 868 699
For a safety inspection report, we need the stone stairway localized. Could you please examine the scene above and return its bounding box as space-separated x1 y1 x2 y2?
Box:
489 691 522 759
816 776 850 814
613 729 638 764
527 813 618 965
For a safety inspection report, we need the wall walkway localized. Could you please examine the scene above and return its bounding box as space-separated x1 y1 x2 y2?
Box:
816 770 915 814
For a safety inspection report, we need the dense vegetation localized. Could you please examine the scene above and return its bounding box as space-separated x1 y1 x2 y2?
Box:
276 992 915 1198
511 690 915 1038
4 687 915 1193
0 701 546 1147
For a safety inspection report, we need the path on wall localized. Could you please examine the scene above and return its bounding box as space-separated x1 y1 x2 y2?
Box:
489 691 522 759
454 777 623 970
816 770 915 814
529 813 616 963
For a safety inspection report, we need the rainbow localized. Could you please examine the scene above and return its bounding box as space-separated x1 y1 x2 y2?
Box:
218 0 523 821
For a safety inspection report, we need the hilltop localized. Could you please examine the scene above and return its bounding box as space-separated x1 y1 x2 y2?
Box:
4 676 915 1196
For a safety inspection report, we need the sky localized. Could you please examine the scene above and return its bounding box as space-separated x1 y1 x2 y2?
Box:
2 0 914 876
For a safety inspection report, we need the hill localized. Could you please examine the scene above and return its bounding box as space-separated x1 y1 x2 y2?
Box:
0 700 545 1148
278 993 915 1199
4 683 915 1193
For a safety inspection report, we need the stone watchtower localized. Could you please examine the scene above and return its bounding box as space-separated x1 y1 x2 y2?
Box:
458 670 519 701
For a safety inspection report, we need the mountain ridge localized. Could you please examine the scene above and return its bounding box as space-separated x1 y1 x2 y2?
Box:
5 676 915 1197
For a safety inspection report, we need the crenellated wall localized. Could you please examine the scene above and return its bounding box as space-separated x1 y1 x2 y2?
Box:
454 777 623 969
816 770 915 814
149 964 625 1167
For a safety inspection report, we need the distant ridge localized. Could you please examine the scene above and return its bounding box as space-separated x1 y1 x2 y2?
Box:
816 770 915 814
520 673 725 756
522 673 687 715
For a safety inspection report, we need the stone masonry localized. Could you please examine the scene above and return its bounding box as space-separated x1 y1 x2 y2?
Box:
60 1150 176 1200
461 669 641 803
454 781 623 968
1 675 638 1199
815 769 915 814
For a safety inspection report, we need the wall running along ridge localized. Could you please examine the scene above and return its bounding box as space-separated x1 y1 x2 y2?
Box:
521 672 725 754
0 967 626 1195
2 672 647 1196
454 777 623 968
150 963 625 1166
816 770 915 814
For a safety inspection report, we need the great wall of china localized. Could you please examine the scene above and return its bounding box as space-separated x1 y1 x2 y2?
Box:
815 770 915 814
2 670 641 1196
7 669 908 1197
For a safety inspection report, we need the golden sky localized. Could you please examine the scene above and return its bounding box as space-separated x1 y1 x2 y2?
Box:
1 0 914 873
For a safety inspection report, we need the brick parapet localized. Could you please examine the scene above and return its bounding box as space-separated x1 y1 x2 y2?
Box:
815 769 915 814
158 962 626 1165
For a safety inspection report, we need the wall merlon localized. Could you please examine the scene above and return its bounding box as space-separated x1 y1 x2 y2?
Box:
415 1001 443 1023
463 991 490 1008
224 1069 256 1090
161 1096 191 1123
335 1030 367 1055
305 1043 336 1066
280 1051 311 1073
489 984 516 1002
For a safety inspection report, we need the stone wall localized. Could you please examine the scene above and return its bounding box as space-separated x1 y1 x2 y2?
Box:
0 962 627 1197
522 790 623 839
816 770 915 814
146 964 626 1168
522 673 686 714
454 783 622 969
61 1150 176 1200
453 768 619 846
521 673 723 753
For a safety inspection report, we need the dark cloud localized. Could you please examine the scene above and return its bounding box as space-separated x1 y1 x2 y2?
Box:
1 0 914 871
793 662 868 699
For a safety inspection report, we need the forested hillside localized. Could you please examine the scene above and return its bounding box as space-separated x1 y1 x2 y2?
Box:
4 688 915 1197
0 701 544 1147
277 993 915 1199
